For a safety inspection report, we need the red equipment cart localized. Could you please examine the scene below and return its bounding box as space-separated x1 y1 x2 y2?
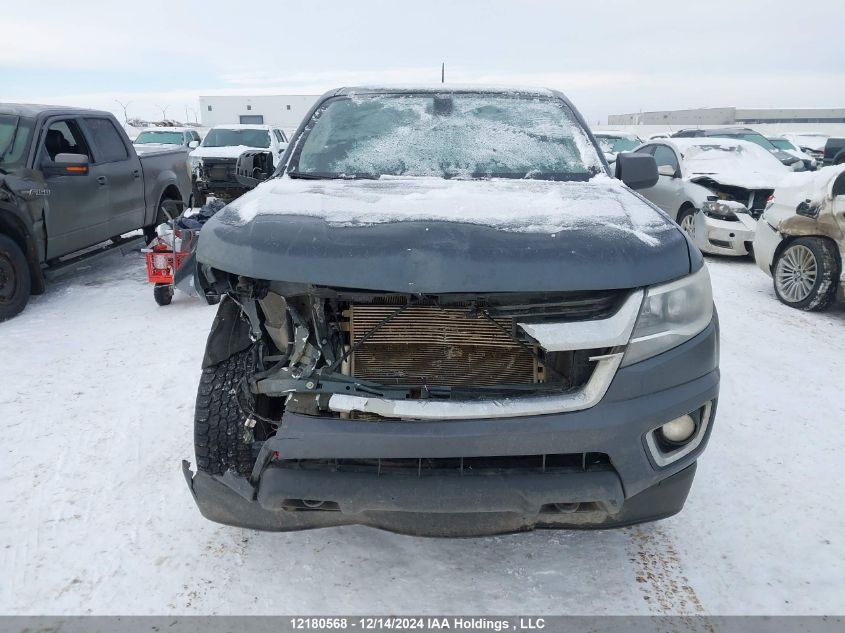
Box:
142 228 199 306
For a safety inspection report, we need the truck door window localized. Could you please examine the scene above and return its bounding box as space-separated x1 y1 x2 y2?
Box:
42 120 91 162
82 118 129 163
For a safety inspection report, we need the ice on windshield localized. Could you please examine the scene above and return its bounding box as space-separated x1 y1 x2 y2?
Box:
293 95 602 180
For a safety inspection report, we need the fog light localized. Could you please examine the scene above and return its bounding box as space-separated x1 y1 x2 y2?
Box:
660 414 696 443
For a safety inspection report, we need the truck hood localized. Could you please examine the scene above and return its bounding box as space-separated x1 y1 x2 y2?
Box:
190 145 271 160
197 175 692 293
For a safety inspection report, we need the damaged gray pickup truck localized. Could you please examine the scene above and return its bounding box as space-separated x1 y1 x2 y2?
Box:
183 87 720 536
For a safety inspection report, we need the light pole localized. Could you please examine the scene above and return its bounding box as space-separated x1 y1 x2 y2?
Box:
156 104 170 121
114 99 133 123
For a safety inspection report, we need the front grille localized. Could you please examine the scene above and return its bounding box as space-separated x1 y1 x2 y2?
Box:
277 453 611 477
203 158 236 182
345 304 538 387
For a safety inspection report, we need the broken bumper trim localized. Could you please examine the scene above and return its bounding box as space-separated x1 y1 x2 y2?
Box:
328 352 624 420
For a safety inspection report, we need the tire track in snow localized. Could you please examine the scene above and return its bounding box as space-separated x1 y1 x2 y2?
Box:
627 525 708 618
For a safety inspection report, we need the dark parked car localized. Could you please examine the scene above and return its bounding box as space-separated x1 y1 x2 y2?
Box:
672 127 804 170
183 87 720 536
0 104 192 320
822 138 845 166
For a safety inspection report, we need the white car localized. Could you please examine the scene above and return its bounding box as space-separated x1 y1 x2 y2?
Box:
781 132 828 164
753 165 845 311
633 138 789 256
592 130 643 163
190 124 289 203
190 124 288 163
768 137 817 171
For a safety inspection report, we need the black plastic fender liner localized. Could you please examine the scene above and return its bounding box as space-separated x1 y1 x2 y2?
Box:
201 295 253 369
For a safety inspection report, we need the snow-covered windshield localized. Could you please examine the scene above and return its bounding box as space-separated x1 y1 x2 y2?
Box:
290 94 602 181
596 135 640 153
0 115 35 171
134 131 184 145
203 128 270 149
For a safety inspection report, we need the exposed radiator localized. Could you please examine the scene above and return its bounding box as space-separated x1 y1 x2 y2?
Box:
344 304 540 387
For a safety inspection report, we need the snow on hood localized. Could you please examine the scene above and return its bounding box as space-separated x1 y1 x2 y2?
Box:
190 145 270 160
772 164 845 209
223 174 673 247
676 139 790 190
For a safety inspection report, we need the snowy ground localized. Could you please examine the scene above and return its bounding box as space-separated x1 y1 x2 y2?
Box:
1 250 843 616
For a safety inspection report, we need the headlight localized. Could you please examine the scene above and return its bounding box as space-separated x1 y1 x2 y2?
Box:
190 156 203 170
622 265 713 366
702 200 747 220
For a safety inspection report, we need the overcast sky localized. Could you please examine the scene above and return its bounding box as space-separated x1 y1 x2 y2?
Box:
2 0 843 124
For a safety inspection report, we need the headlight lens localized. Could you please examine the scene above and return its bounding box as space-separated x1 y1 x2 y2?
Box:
622 265 713 366
702 200 747 220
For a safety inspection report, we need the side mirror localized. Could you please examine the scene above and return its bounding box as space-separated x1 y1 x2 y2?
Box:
235 150 275 189
42 153 90 176
657 164 677 178
615 152 658 190
188 140 199 149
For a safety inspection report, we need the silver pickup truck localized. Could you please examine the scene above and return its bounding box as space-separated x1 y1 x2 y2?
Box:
0 104 192 320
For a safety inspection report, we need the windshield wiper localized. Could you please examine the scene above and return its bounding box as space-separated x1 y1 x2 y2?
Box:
0 116 21 167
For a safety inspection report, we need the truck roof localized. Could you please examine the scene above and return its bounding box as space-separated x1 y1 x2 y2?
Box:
0 103 113 118
331 84 559 97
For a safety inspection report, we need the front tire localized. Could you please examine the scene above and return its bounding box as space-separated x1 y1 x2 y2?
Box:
677 206 696 240
0 234 32 322
773 237 839 311
194 348 257 475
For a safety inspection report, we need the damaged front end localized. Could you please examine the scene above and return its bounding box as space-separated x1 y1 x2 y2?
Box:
691 178 773 256
184 265 718 536
215 275 637 423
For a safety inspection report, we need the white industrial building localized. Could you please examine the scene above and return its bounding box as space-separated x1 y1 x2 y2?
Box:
199 95 320 131
608 107 845 126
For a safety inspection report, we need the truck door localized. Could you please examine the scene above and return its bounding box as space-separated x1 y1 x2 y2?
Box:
81 117 145 237
38 118 112 259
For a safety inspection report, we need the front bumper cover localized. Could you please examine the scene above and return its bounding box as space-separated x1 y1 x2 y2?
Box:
185 318 719 536
694 211 757 256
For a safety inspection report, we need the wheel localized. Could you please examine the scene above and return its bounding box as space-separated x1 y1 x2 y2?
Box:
677 206 696 240
153 284 173 306
143 197 178 243
0 234 32 322
773 237 839 311
194 347 256 475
